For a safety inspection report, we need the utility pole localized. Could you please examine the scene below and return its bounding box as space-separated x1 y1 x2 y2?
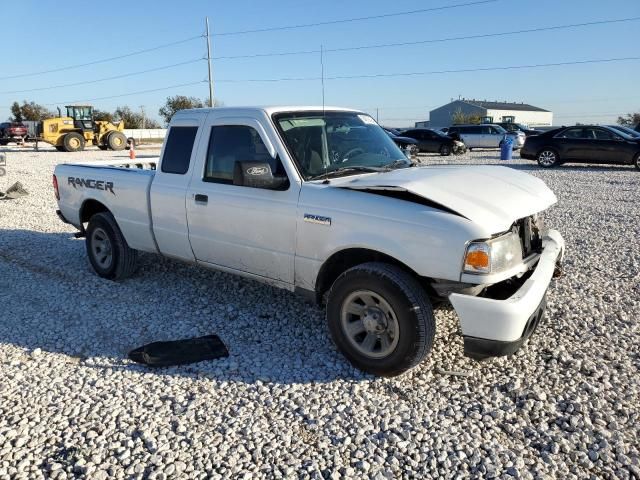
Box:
376 108 379 123
140 105 146 130
205 17 215 108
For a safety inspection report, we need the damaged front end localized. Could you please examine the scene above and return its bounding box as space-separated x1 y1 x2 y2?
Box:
428 213 564 360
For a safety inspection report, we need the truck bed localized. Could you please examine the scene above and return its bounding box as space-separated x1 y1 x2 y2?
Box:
55 159 159 253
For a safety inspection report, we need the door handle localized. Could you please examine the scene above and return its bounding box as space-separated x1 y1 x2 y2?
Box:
194 194 208 204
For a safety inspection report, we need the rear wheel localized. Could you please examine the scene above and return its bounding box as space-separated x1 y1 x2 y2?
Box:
326 262 435 377
440 144 451 156
86 212 138 280
107 131 127 151
537 149 559 168
634 153 640 171
63 132 85 152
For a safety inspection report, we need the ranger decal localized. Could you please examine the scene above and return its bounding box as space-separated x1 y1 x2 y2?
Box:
68 177 115 194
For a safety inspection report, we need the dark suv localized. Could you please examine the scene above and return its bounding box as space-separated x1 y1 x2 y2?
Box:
400 128 460 155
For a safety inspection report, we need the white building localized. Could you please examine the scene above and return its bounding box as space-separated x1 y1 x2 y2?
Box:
428 99 553 129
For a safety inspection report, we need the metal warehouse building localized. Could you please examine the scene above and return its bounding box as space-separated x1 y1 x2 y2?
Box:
428 99 553 129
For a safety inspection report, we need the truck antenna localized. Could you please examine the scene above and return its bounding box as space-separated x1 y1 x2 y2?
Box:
320 44 326 113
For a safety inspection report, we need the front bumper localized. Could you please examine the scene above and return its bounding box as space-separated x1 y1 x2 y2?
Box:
449 229 564 359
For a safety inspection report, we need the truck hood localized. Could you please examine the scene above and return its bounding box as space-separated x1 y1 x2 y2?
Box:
333 165 557 233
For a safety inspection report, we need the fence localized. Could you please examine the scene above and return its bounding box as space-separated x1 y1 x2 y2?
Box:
123 129 167 141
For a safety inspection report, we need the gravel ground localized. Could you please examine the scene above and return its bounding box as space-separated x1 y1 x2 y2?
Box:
0 144 639 479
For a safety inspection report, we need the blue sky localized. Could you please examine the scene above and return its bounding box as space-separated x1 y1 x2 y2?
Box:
1 0 638 127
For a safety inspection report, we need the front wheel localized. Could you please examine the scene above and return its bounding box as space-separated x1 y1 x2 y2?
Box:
440 144 451 156
537 149 559 168
107 131 127 151
326 262 435 377
86 212 138 280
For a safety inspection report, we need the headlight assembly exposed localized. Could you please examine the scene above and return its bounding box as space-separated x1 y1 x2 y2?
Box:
463 232 523 274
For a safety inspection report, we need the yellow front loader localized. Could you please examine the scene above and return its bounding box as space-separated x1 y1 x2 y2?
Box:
40 105 128 152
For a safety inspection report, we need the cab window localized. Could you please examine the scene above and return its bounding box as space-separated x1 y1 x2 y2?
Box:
204 125 277 184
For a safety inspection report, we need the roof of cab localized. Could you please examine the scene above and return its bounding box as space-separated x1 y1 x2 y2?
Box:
173 106 364 117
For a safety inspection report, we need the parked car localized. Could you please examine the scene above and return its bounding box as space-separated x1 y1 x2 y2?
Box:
607 125 640 138
53 106 564 376
446 124 525 150
520 125 640 170
496 122 541 137
400 128 465 155
0 122 28 145
382 127 419 156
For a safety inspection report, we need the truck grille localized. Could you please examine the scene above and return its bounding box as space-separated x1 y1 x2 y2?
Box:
514 215 544 258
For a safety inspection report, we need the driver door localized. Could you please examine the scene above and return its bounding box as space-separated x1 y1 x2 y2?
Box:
186 117 301 284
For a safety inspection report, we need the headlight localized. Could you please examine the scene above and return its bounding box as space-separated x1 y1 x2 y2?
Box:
463 232 523 274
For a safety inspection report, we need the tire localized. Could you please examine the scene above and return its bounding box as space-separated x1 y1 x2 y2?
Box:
326 262 435 377
107 131 127 151
63 132 85 152
537 148 559 168
440 144 451 156
634 153 640 171
86 212 138 281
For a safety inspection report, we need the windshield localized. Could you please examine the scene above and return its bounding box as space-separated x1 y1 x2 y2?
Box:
493 125 508 134
274 111 407 180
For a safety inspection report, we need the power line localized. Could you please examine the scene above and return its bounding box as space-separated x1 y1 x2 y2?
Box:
45 81 206 106
214 57 640 83
0 59 204 94
0 35 203 81
212 17 640 60
212 0 498 36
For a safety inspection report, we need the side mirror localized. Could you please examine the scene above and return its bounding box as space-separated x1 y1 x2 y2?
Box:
233 161 289 190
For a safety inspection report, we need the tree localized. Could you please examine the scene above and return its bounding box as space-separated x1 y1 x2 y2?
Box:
10 102 22 122
159 95 218 125
9 100 55 122
450 108 481 125
617 112 640 127
93 109 115 123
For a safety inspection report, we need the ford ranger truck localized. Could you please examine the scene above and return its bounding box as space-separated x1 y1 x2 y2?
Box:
53 107 565 377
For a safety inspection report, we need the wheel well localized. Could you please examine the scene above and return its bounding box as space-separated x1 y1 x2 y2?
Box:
537 146 559 156
80 199 110 224
314 248 434 304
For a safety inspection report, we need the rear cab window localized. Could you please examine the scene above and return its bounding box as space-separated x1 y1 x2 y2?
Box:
161 126 198 174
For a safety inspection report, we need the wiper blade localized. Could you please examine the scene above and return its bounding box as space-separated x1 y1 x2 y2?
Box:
309 166 387 181
383 159 411 169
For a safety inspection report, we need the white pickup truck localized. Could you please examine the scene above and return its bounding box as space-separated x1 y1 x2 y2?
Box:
53 106 564 376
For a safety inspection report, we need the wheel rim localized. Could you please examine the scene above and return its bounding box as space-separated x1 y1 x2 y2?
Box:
539 150 556 166
91 227 113 269
442 146 450 154
340 290 400 359
69 137 80 149
112 135 123 146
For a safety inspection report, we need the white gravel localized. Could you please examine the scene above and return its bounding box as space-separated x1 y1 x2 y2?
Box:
0 144 639 479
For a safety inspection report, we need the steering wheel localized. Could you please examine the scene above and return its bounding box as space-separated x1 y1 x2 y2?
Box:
344 147 365 161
